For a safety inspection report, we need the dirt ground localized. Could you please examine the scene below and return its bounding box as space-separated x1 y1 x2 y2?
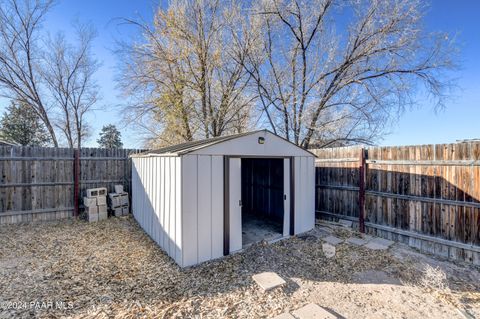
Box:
0 217 479 319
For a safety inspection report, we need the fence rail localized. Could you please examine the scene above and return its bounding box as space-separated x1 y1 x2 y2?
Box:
0 146 143 224
311 142 480 265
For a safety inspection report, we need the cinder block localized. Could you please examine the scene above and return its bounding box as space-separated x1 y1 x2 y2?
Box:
83 197 96 207
122 205 129 215
86 188 98 198
109 193 121 208
87 212 98 223
85 205 98 214
120 194 129 206
98 211 108 221
113 207 123 217
114 184 124 194
98 205 107 214
97 196 107 206
86 187 107 198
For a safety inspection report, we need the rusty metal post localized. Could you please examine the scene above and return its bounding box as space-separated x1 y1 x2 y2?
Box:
73 148 80 217
359 148 366 233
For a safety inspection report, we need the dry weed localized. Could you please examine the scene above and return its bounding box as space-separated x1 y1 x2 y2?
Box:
418 264 449 292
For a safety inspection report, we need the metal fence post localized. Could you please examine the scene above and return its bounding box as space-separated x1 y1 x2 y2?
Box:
359 148 366 233
74 149 80 217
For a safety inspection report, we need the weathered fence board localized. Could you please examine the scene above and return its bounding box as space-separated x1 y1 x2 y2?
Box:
0 146 143 224
313 142 480 265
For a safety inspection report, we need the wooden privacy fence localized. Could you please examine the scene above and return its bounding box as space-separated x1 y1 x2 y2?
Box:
0 146 143 224
312 142 480 265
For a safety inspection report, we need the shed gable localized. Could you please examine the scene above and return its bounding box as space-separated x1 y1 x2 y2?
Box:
186 131 314 157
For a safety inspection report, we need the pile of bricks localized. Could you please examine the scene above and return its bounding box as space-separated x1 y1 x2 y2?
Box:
84 187 108 222
109 185 129 217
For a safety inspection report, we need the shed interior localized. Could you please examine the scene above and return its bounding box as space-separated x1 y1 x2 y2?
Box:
241 158 284 246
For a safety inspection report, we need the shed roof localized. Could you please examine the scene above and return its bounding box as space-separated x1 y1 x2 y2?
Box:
133 130 316 157
0 139 20 146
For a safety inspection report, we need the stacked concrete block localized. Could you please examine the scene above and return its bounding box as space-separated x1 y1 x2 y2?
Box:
84 187 108 222
109 184 129 217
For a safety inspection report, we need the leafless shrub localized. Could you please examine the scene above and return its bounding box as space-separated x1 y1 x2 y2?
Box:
418 264 449 292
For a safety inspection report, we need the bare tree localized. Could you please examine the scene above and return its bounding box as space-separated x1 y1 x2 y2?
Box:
117 0 256 146
43 23 99 149
0 0 59 146
242 0 456 147
0 0 100 149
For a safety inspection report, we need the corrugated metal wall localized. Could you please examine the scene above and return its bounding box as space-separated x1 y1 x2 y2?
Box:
294 156 316 234
182 155 224 267
132 156 182 266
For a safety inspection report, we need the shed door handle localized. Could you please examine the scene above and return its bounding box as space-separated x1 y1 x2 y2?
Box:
284 194 287 200
239 200 242 206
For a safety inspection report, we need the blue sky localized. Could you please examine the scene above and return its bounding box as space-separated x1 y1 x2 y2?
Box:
383 0 480 146
1 0 479 148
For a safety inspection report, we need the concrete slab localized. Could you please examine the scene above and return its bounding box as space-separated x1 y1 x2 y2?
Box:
252 272 286 291
364 241 389 250
243 216 283 247
338 219 353 228
346 237 368 246
322 243 336 258
370 237 394 247
317 226 333 234
271 313 295 319
292 303 337 319
322 236 343 246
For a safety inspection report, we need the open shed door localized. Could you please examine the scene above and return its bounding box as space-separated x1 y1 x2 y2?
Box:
283 158 291 237
229 158 242 252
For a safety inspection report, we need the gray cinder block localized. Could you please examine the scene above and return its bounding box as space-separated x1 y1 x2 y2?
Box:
120 194 129 206
98 211 108 221
113 207 123 217
86 205 98 214
83 197 97 207
109 193 121 208
97 196 107 206
87 212 98 223
86 187 107 198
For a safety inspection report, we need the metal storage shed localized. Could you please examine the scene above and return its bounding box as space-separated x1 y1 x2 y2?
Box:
131 130 316 267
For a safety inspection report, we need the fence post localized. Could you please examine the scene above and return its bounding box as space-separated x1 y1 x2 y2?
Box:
359 148 366 233
73 149 80 217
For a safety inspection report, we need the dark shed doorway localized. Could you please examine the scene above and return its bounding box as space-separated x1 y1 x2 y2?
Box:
241 158 284 246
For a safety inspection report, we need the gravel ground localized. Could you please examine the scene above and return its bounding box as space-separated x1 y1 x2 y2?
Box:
0 217 478 318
